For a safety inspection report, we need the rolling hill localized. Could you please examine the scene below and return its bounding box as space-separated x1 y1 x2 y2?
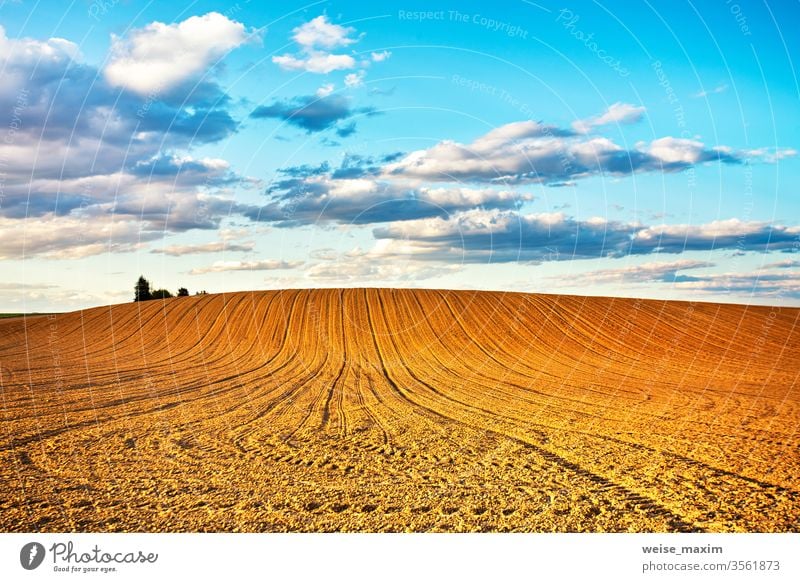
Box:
1 288 798 532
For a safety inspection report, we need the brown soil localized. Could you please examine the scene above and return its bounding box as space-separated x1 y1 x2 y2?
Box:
0 289 798 532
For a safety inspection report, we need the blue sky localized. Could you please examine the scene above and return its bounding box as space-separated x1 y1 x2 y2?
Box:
1 0 798 311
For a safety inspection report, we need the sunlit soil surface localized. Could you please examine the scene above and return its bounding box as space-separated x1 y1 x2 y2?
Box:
1 289 798 532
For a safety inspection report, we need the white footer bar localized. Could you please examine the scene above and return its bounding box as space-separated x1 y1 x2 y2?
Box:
1 533 797 582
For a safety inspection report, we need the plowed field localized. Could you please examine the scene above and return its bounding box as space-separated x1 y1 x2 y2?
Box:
1 289 798 532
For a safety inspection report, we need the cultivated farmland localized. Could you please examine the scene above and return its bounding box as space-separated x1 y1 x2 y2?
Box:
0 289 798 532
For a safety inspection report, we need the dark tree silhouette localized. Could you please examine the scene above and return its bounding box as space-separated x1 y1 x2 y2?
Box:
134 276 152 302
151 289 173 300
177 287 189 297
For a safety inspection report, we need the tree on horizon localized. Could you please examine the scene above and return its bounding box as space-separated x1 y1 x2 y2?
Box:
134 276 187 301
134 276 152 302
151 288 173 300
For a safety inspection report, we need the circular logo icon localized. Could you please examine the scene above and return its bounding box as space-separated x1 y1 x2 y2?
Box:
20 542 46 570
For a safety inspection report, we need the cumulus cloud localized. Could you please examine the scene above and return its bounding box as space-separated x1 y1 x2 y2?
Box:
0 24 79 72
151 241 255 256
761 259 800 270
114 191 237 231
370 50 391 62
742 147 798 163
305 245 459 282
316 83 335 97
629 219 800 254
0 20 258 252
0 28 240 172
572 102 645 133
381 120 772 184
643 137 734 165
130 154 235 183
240 172 533 226
105 12 252 94
671 271 800 299
370 209 800 264
305 260 457 283
345 70 366 88
0 283 131 311
272 15 359 74
0 283 59 291
545 259 800 300
272 51 356 74
291 15 357 49
565 259 715 284
189 259 302 274
250 93 375 133
372 209 626 263
0 216 161 260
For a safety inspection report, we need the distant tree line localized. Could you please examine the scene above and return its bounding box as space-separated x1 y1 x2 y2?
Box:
134 276 207 302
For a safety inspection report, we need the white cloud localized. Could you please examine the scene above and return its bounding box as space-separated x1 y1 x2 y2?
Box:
272 15 360 74
474 120 567 146
371 209 800 264
189 259 302 274
305 246 459 282
371 50 391 62
272 51 355 74
345 70 366 88
645 137 712 165
671 271 800 299
244 176 533 225
292 15 356 49
761 259 800 270
0 22 257 261
0 24 79 70
316 83 335 97
0 216 159 260
632 218 800 245
743 147 798 163
377 208 569 241
105 12 250 94
566 259 715 283
151 241 255 256
382 120 752 184
544 260 800 300
132 153 231 176
573 102 645 133
0 283 131 311
418 187 530 208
